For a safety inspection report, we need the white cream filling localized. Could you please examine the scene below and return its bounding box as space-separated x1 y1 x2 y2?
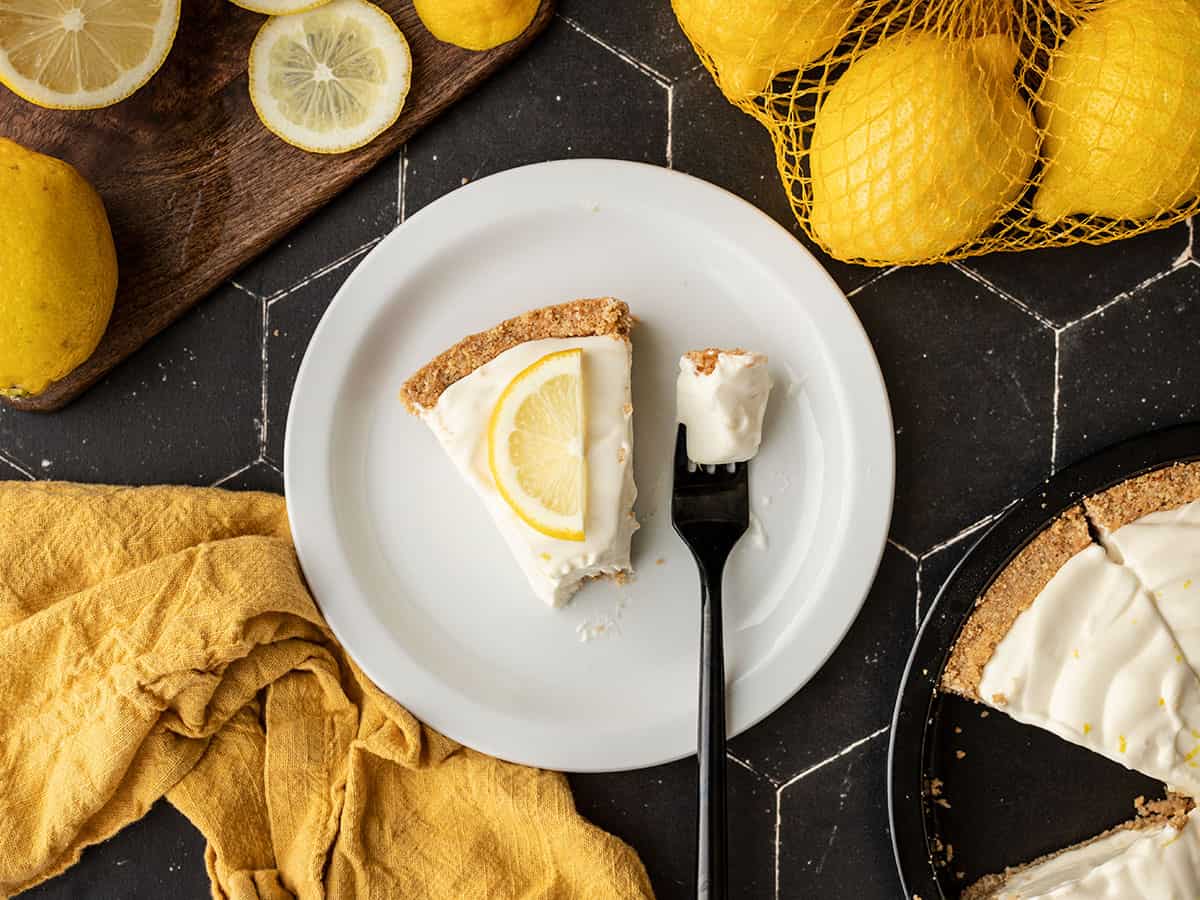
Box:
676 351 772 464
979 544 1200 796
995 809 1200 899
420 335 637 608
1104 498 1200 671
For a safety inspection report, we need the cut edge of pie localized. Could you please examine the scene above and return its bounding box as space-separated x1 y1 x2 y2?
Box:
399 297 633 414
962 794 1196 899
1084 460 1200 534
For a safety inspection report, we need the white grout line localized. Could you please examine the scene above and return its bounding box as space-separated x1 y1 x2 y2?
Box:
1173 217 1194 268
773 791 782 900
920 496 1023 558
914 560 923 632
666 82 674 169
397 146 408 226
775 725 889 793
1061 264 1179 331
228 279 260 300
211 459 255 488
259 296 269 455
1050 329 1061 473
951 261 1055 330
844 265 899 298
0 449 36 480
556 14 674 88
886 537 918 561
263 457 283 476
265 237 381 305
727 751 778 785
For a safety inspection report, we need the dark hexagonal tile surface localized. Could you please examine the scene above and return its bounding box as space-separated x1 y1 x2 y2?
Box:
729 545 915 782
233 157 398 300
778 731 897 899
0 285 261 486
570 755 775 899
1057 264 1200 469
264 258 361 465
671 67 880 295
963 222 1191 327
852 265 1055 553
918 534 977 623
23 802 207 900
556 2 701 80
404 18 669 217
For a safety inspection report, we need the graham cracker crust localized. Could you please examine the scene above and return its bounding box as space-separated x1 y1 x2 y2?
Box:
941 506 1092 699
1084 460 1200 533
399 298 632 413
961 795 1195 899
683 347 750 376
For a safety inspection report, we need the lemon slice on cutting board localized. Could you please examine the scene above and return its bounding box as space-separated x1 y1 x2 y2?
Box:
0 0 180 109
230 0 330 16
488 348 588 542
248 0 411 155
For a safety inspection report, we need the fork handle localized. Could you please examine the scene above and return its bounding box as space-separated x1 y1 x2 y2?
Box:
697 566 728 900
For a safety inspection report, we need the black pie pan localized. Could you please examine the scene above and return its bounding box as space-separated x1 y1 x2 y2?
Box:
888 423 1200 899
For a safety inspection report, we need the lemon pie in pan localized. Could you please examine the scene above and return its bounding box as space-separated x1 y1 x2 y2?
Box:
400 298 637 607
944 462 1200 896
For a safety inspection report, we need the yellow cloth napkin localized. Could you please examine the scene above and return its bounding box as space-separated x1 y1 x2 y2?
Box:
0 482 654 900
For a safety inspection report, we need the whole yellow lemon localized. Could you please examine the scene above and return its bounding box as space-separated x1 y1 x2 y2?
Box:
0 139 117 398
413 0 539 51
809 33 1036 264
673 0 855 100
1033 0 1200 222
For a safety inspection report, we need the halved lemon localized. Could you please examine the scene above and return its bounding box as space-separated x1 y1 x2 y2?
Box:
488 348 587 542
248 0 411 155
230 0 330 16
0 0 180 109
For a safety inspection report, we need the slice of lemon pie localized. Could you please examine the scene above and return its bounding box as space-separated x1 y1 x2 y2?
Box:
400 298 637 607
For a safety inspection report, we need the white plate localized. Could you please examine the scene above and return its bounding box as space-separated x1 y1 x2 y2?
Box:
285 160 893 772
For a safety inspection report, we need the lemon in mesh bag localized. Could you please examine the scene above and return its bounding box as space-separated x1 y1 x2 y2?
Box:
675 0 1200 264
1034 0 1200 222
672 0 857 100
808 32 1036 264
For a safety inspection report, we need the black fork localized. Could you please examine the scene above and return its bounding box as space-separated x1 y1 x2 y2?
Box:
670 424 750 900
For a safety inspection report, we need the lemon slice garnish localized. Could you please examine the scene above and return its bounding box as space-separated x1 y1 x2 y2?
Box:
488 348 587 542
0 0 180 109
248 0 411 155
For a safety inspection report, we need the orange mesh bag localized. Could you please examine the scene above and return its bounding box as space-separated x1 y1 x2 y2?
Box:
672 0 1200 266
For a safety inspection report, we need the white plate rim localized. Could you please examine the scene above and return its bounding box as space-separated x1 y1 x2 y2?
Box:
284 159 894 772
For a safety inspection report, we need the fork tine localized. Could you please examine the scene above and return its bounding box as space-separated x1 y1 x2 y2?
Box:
675 425 750 486
674 423 692 476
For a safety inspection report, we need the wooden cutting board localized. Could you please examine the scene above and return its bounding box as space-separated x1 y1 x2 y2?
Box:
1 0 555 412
